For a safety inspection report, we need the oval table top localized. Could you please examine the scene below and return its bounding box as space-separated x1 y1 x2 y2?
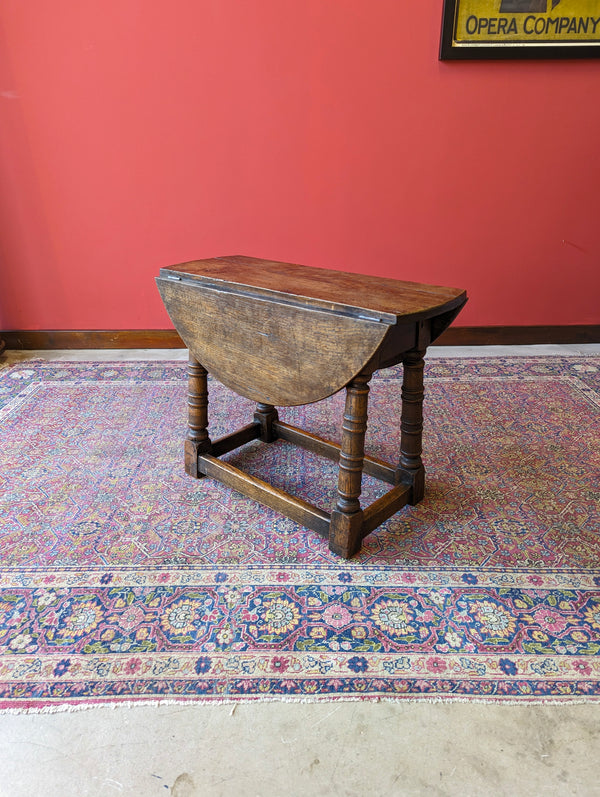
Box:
157 256 467 406
159 255 466 324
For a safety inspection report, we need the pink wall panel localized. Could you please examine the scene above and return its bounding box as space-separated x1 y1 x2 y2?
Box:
1 1 599 329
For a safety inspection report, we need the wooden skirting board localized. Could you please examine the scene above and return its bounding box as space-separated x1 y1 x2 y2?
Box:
1 326 599 350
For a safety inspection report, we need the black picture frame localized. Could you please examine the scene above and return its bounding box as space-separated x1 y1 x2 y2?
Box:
440 0 600 59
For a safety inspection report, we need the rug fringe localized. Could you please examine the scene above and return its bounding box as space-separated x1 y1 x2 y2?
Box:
2 693 600 715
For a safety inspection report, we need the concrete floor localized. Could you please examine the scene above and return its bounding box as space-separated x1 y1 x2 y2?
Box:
1 701 600 797
1 345 599 797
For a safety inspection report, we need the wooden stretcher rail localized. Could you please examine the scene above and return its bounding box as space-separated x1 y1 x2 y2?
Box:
211 423 261 457
361 484 411 537
198 454 331 538
273 421 397 484
199 421 411 545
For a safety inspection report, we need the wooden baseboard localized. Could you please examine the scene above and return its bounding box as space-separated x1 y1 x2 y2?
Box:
1 330 184 349
1 326 599 350
435 325 600 346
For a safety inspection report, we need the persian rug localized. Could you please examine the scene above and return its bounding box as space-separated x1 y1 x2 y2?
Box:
0 355 599 710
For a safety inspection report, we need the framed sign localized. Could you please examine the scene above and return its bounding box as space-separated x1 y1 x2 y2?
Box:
440 0 600 58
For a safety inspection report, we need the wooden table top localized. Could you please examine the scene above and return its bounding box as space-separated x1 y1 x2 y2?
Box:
160 255 467 325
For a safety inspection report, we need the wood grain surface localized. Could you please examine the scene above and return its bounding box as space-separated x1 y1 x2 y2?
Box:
161 255 466 323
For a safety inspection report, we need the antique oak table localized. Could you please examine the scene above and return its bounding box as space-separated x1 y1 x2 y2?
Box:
157 256 467 558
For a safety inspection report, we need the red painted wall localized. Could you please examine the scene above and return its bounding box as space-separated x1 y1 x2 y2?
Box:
1 1 599 330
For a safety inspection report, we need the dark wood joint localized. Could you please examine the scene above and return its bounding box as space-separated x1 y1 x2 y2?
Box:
329 509 364 559
253 403 279 443
415 320 432 351
185 439 211 479
396 464 425 505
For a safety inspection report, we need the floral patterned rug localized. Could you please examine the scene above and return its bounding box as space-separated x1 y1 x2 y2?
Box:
0 356 599 709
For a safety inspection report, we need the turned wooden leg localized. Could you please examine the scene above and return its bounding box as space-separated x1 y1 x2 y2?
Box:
184 352 211 478
253 403 279 442
396 349 426 504
329 372 371 558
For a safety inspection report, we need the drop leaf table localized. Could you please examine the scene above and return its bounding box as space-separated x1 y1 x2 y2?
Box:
157 256 467 558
